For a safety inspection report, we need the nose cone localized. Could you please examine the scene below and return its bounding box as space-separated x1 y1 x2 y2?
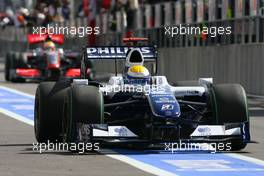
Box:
47 52 60 69
148 92 181 118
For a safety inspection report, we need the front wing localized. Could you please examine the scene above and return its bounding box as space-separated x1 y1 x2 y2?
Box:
9 68 81 81
75 122 250 147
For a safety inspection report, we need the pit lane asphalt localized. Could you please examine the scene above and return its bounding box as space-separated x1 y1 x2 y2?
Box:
0 63 153 176
0 63 264 176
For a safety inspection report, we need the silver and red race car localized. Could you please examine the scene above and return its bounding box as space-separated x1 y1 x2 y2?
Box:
5 34 94 82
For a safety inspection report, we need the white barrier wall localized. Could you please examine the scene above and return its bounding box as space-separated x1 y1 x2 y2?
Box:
158 44 264 95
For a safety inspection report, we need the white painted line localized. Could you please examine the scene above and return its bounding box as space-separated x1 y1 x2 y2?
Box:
0 107 34 126
196 168 264 171
225 153 264 167
0 86 35 99
105 150 178 176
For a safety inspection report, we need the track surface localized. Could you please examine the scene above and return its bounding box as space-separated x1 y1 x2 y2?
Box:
1 63 264 176
0 64 153 176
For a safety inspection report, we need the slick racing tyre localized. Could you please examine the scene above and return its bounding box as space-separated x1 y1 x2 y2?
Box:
34 80 71 143
4 52 12 81
63 84 104 144
209 84 249 151
9 52 27 82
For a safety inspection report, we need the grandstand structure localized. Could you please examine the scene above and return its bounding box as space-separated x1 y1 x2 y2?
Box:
94 0 264 47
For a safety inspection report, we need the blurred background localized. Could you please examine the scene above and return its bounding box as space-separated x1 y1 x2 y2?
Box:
0 0 264 95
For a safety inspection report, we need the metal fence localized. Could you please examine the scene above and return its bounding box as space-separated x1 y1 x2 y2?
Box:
96 16 264 48
0 16 264 48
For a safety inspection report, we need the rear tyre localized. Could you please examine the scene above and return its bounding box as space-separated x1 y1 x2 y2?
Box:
63 85 104 145
209 84 249 151
34 80 71 143
5 52 12 81
9 53 26 83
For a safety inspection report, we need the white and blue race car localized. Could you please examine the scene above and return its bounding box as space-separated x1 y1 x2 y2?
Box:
34 38 250 151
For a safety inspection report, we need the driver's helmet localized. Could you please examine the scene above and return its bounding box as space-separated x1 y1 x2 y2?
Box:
125 65 151 85
43 41 55 52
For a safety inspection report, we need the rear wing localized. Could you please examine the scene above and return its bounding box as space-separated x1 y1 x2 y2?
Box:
83 46 158 75
84 46 157 61
27 34 64 45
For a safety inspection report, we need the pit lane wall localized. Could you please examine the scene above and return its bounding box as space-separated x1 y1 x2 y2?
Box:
158 44 264 95
0 39 263 95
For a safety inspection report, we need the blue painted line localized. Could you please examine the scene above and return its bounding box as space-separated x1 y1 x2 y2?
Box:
1 86 264 176
115 149 264 176
0 87 34 120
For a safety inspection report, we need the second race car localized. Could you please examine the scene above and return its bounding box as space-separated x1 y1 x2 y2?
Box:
5 33 94 82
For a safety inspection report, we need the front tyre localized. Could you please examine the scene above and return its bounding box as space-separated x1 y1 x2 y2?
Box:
34 81 70 143
63 85 104 145
209 84 249 151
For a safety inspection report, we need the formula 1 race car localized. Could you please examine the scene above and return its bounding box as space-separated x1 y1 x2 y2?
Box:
5 34 94 82
34 38 250 152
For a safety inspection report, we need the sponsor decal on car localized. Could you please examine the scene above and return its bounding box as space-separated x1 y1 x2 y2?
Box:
198 127 211 133
114 127 129 136
86 46 156 59
161 104 174 111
